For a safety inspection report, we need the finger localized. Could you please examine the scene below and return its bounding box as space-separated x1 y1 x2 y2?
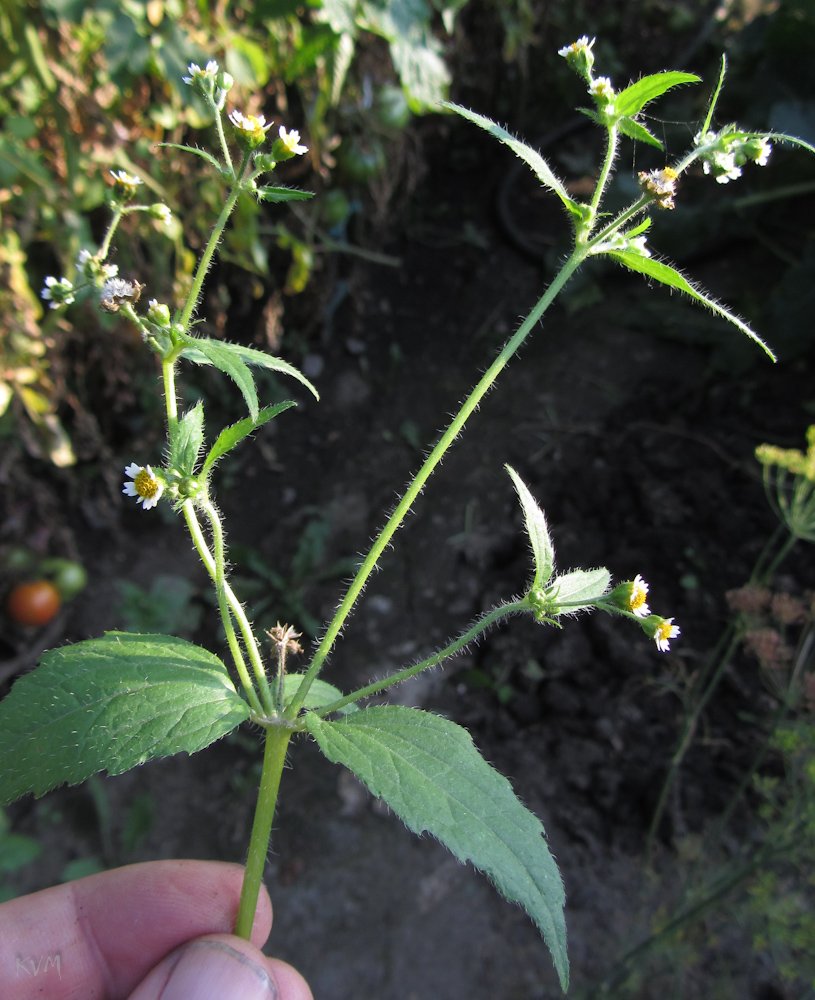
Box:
0 860 273 1000
127 935 313 1000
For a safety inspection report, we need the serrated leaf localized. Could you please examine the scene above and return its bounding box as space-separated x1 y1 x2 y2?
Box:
614 71 700 117
156 143 223 172
0 633 249 805
202 401 296 478
444 102 582 220
306 706 568 989
549 567 610 611
505 465 555 589
605 250 776 360
618 116 663 149
180 336 258 420
170 400 205 475
181 340 319 401
255 186 315 203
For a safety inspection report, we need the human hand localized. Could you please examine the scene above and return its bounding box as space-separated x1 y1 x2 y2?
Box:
0 859 313 1000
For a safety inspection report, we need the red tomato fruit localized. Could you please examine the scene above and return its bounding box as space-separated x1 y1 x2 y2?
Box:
7 580 61 626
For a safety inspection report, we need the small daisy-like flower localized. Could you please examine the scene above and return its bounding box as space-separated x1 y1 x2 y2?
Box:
182 60 219 84
638 166 678 209
109 169 143 201
229 110 273 150
745 136 771 166
278 126 308 156
629 574 650 618
41 276 75 308
123 463 164 509
149 203 173 226
654 617 680 652
589 76 615 107
557 36 595 80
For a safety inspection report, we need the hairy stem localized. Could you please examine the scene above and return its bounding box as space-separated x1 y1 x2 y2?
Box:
179 154 250 331
235 724 293 939
182 500 263 715
588 124 619 225
314 601 528 717
287 252 585 717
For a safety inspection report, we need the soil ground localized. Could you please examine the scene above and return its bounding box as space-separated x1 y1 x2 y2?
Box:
3 108 814 999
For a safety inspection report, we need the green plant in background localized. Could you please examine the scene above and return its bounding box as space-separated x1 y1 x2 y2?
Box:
0 42 812 991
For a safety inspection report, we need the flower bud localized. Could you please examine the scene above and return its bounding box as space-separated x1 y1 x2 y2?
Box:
149 203 172 226
147 298 171 327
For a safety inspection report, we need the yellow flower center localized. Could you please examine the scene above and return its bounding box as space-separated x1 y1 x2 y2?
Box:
134 469 159 499
629 588 647 613
656 620 673 642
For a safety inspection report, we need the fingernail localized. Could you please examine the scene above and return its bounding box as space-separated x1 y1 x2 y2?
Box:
160 940 278 1000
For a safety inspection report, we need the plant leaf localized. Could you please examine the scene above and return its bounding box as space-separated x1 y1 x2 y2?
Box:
306 706 568 989
255 186 315 203
443 102 583 220
180 340 319 401
505 465 555 589
156 142 223 173
617 116 663 149
614 71 700 117
170 400 205 475
549 567 610 612
0 633 250 805
179 336 258 420
605 250 776 360
201 402 296 478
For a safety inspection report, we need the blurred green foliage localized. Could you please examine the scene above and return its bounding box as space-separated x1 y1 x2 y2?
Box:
0 0 464 464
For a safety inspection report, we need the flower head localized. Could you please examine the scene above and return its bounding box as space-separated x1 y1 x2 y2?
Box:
274 126 309 159
629 574 650 618
638 166 678 210
41 276 75 309
229 110 273 150
589 76 615 109
76 249 118 282
109 170 143 200
653 617 680 652
182 60 219 96
149 203 173 226
558 36 595 81
100 277 143 313
122 463 164 509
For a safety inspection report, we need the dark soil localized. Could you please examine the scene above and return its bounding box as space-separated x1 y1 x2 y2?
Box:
3 103 815 999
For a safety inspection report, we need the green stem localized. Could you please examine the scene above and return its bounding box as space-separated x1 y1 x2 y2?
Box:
314 601 528 717
98 207 125 260
212 101 234 177
287 252 585 718
588 194 652 247
179 153 250 331
182 500 274 714
235 725 293 939
759 531 797 583
183 500 263 715
588 124 619 225
162 359 179 430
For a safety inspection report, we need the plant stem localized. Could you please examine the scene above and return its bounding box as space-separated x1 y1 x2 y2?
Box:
162 359 178 430
588 124 619 225
178 154 250 331
314 601 528 717
182 500 264 715
287 252 585 717
235 724 293 939
98 207 125 260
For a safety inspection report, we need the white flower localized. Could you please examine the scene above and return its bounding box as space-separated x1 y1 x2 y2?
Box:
123 463 164 510
589 76 615 103
558 35 594 58
278 125 308 156
109 169 143 187
629 574 650 618
654 617 680 652
41 276 75 308
150 203 173 226
752 137 772 166
183 60 219 85
76 249 93 271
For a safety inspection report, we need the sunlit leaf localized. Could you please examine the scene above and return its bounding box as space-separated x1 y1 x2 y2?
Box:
506 465 555 589
201 401 296 478
614 71 700 117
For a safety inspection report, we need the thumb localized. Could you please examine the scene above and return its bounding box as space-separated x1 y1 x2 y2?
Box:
128 935 313 1000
